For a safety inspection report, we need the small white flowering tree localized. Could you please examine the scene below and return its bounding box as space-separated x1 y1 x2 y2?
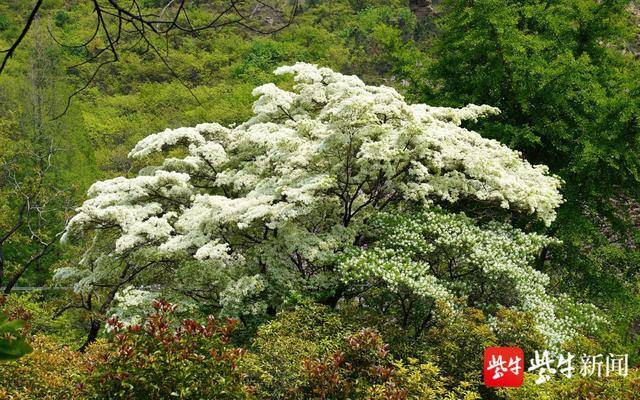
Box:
58 63 571 346
339 209 576 347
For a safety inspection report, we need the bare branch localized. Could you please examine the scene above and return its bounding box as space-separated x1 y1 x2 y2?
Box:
2 1 299 118
0 0 44 74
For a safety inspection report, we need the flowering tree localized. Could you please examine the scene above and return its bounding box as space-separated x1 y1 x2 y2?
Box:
58 63 567 344
339 209 583 349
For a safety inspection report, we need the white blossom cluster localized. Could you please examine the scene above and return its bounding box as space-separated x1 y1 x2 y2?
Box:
60 63 565 322
107 286 200 329
109 286 160 328
219 275 268 317
338 209 594 349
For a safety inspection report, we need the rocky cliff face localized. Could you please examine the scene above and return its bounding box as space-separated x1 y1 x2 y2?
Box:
409 0 436 19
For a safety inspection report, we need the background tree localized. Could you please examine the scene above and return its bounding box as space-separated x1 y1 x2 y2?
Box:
426 0 640 361
429 0 639 193
0 18 82 293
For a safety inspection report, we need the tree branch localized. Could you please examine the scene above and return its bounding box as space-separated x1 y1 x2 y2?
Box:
0 0 44 74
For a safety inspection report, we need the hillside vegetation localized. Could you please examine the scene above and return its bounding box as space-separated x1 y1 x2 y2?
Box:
1 1 640 399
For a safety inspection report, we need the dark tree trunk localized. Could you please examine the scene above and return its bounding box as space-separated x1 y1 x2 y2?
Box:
79 319 101 353
0 248 4 290
266 305 277 316
4 266 27 294
320 285 344 309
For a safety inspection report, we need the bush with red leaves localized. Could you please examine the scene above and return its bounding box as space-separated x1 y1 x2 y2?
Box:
299 328 408 400
82 299 250 399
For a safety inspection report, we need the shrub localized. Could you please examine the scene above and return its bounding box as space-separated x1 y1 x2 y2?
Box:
492 307 547 361
338 302 547 395
296 328 471 400
415 306 497 387
53 10 71 27
0 13 10 32
0 293 85 346
0 313 32 361
82 299 250 399
240 303 353 399
241 303 480 399
390 359 480 400
297 328 400 399
0 295 33 361
0 335 84 399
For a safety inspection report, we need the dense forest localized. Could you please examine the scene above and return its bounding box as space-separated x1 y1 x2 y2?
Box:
1 0 640 398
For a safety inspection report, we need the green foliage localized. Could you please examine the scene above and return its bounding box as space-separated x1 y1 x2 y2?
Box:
0 311 32 361
296 328 404 399
234 40 289 82
419 306 496 386
0 16 92 291
53 10 70 28
139 0 168 7
0 335 84 399
492 307 546 360
0 296 32 361
430 0 639 197
547 203 640 364
428 0 640 370
0 13 11 31
1 293 85 346
390 360 480 400
240 303 353 398
331 3 431 97
241 303 480 399
336 302 547 395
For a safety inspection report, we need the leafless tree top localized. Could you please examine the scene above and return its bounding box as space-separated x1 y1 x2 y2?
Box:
1 0 299 117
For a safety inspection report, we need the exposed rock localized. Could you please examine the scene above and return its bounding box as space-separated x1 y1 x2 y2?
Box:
409 0 436 19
